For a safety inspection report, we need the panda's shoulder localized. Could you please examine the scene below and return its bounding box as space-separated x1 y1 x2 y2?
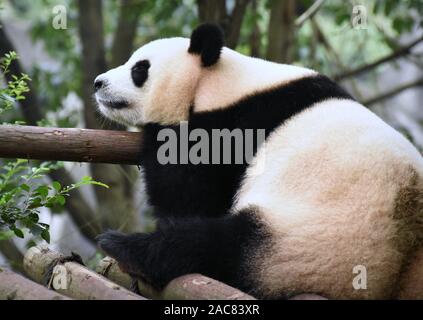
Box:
191 71 354 134
194 48 349 114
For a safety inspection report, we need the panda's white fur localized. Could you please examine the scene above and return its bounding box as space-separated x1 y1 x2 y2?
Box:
193 46 316 113
97 38 201 125
96 25 423 299
96 38 315 125
233 99 423 298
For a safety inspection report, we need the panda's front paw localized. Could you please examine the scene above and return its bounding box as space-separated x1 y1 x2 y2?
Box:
97 230 129 259
97 230 154 285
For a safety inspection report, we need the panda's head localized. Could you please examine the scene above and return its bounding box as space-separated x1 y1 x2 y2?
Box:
95 24 224 126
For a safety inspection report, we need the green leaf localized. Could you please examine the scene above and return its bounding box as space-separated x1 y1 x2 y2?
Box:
26 240 37 249
20 183 30 192
41 229 50 243
29 213 39 223
35 185 49 198
28 197 42 209
81 176 92 183
89 181 109 189
44 202 54 208
13 228 24 238
52 181 61 192
55 195 66 206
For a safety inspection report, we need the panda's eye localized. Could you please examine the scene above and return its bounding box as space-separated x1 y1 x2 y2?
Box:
131 60 150 87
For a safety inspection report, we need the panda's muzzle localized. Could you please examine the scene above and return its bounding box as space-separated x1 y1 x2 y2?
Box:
94 76 129 109
99 99 129 110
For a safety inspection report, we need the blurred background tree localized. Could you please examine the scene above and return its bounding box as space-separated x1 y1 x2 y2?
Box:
0 0 422 272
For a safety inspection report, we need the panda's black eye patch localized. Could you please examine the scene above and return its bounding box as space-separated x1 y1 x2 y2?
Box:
131 60 150 87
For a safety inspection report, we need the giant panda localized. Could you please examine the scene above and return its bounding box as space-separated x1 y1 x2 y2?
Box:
94 24 423 299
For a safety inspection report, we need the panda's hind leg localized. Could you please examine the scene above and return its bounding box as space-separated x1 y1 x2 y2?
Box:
97 208 267 293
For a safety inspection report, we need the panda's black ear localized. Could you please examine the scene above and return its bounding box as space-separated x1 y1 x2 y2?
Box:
188 23 224 67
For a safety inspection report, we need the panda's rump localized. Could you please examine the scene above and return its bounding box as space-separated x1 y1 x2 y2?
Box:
234 99 423 299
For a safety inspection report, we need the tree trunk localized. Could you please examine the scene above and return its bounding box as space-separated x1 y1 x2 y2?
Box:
198 0 227 23
225 0 250 49
110 0 144 68
77 0 107 130
77 0 139 233
266 0 296 63
197 0 250 49
249 0 261 57
109 0 145 220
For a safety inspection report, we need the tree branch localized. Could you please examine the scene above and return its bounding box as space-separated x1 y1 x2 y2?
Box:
311 18 364 100
295 0 326 27
362 77 423 106
110 0 144 68
48 167 102 240
24 245 145 300
0 125 143 164
334 35 423 81
96 256 256 300
0 267 70 300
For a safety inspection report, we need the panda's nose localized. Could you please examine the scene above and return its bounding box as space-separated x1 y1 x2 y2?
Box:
94 77 108 92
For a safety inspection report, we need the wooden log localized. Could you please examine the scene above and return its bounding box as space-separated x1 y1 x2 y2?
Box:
160 274 257 300
0 125 142 165
96 257 329 300
95 256 132 289
23 245 146 300
97 252 423 300
96 256 256 300
0 267 70 300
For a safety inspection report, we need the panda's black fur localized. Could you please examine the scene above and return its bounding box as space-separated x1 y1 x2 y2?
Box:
99 209 266 293
188 23 224 67
97 23 355 297
140 75 353 219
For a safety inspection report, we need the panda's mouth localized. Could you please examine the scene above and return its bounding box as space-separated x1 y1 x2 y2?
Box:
99 99 129 109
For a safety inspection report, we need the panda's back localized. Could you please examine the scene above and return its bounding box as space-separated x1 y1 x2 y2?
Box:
233 98 423 299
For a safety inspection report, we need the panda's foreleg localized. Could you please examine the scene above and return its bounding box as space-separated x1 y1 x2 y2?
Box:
97 209 264 291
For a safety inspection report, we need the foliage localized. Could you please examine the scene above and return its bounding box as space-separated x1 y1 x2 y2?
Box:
0 51 108 244
0 51 30 116
0 159 107 243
